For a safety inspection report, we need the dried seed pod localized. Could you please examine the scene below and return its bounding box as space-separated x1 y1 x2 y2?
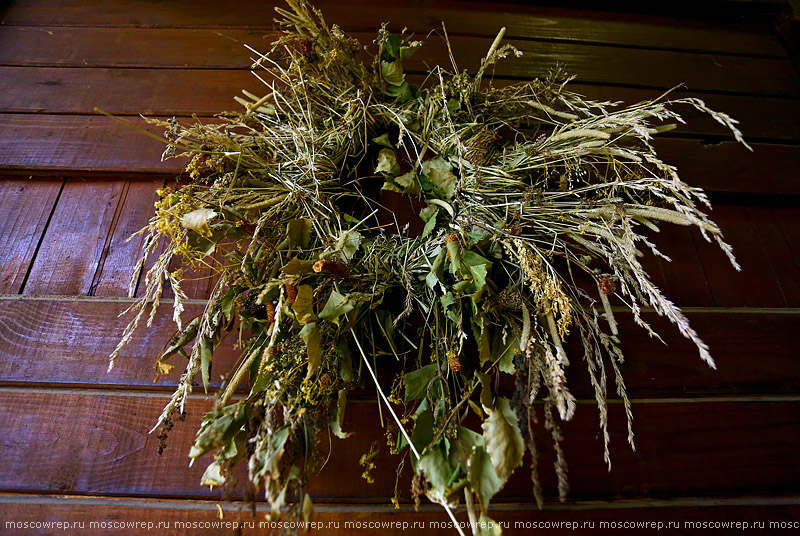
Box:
447 354 462 372
497 287 524 311
266 302 276 323
599 275 617 295
319 373 332 390
285 283 298 305
298 39 314 54
313 259 350 278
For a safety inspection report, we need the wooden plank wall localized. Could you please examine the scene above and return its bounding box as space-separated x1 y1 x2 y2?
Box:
0 1 798 533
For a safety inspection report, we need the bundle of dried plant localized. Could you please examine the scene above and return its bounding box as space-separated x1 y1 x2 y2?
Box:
110 1 747 533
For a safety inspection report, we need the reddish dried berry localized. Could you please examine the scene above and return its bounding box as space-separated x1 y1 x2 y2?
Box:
313 259 350 279
599 275 616 296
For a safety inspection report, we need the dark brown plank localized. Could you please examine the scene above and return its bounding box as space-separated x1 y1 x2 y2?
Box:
0 390 796 500
1 494 799 536
0 27 796 95
22 180 126 295
1 0 786 57
3 67 798 141
652 138 800 197
0 179 61 293
0 299 797 396
1 115 797 197
691 205 800 308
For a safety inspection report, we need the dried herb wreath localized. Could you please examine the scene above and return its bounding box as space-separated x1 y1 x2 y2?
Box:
109 1 748 533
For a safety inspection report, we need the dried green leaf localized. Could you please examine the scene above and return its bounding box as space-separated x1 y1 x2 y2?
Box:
468 445 502 510
319 290 354 325
287 218 312 248
281 258 316 275
417 444 454 505
375 148 401 175
330 388 351 439
335 230 363 261
299 322 322 378
292 285 317 324
481 398 524 484
422 157 457 199
199 336 213 394
403 362 438 403
302 493 314 523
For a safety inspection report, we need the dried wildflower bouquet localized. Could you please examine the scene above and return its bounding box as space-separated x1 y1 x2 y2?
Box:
110 0 748 531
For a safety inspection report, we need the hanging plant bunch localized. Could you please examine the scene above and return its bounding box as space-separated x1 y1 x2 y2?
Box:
110 0 748 531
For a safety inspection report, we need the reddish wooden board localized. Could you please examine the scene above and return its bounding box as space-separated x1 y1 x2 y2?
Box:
0 390 796 501
0 178 62 293
0 28 796 95
1 0 798 527
1 0 786 57
9 182 799 306
2 116 797 197
1 298 797 396
3 67 798 141
1 494 798 536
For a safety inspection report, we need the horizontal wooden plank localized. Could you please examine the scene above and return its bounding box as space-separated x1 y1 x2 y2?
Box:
0 298 798 396
0 390 796 501
3 67 798 141
1 115 796 196
0 28 796 95
1 493 799 536
4 181 799 306
0 179 62 293
0 0 786 57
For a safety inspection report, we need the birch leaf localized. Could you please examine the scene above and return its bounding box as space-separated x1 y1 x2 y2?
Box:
292 285 317 324
375 148 401 175
468 445 503 510
330 388 351 439
299 322 322 378
335 230 363 261
402 362 438 402
481 398 524 484
422 157 457 199
319 291 354 325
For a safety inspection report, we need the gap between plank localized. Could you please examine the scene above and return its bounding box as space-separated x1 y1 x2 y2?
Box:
16 178 65 295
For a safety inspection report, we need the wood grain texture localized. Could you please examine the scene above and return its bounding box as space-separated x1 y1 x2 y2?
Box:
1 494 799 536
1 0 786 57
0 299 798 396
89 180 163 297
22 180 127 295
14 176 800 305
0 27 796 95
3 67 799 142
0 179 62 293
0 390 796 501
1 0 797 524
0 115 181 175
2 115 797 197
